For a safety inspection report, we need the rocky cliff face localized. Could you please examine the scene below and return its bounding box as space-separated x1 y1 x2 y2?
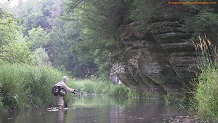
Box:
112 8 200 95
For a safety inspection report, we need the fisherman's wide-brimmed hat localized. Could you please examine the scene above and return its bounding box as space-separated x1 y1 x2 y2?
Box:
62 76 69 82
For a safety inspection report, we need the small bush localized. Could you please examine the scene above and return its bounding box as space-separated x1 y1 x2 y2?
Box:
83 82 95 94
109 84 130 97
72 78 111 95
95 82 110 94
72 78 157 98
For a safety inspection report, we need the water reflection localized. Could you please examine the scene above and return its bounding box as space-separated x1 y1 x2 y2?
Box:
56 110 66 123
0 96 188 123
110 106 125 123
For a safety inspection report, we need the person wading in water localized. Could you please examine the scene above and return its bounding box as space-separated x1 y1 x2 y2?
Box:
52 76 77 110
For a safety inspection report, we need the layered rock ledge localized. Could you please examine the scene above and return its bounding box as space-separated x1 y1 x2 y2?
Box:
112 10 201 95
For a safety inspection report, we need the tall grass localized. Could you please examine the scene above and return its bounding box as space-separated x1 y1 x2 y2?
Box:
71 78 158 98
195 67 218 120
0 64 158 111
71 78 111 95
192 35 218 121
0 63 64 110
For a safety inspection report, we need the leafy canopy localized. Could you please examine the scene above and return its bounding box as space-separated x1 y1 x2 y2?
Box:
65 0 131 75
0 10 33 64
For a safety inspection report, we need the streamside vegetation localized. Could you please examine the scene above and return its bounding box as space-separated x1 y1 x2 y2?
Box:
0 64 151 110
191 36 218 121
71 78 156 98
0 63 64 110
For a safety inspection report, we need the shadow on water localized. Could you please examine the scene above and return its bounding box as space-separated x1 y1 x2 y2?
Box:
0 95 188 123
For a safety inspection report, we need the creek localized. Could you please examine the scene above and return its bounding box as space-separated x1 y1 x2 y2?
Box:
0 95 188 123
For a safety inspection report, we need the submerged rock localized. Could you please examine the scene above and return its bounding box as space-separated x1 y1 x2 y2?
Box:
164 115 206 123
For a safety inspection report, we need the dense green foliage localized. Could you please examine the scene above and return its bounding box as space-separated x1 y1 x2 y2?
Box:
48 18 89 76
195 66 218 121
65 0 132 76
10 0 98 77
0 41 32 64
72 78 157 98
16 0 64 34
0 64 151 110
0 63 64 110
0 12 19 45
0 10 33 64
31 47 51 66
182 1 218 42
25 26 49 50
191 37 218 121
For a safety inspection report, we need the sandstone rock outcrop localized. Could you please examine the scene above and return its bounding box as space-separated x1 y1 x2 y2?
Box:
112 9 201 95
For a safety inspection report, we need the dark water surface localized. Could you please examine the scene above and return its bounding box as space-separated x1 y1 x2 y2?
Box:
0 96 188 123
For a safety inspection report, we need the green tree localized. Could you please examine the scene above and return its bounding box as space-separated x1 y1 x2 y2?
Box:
0 41 32 64
0 9 33 64
15 0 65 34
24 26 49 50
0 11 19 47
181 0 218 42
65 0 131 76
16 0 45 34
31 47 51 66
49 18 97 77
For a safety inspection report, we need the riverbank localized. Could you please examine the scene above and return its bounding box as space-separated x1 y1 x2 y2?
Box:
71 78 158 98
0 63 158 110
0 63 65 110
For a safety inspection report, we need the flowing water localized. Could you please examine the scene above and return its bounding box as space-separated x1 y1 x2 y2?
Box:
0 96 188 123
